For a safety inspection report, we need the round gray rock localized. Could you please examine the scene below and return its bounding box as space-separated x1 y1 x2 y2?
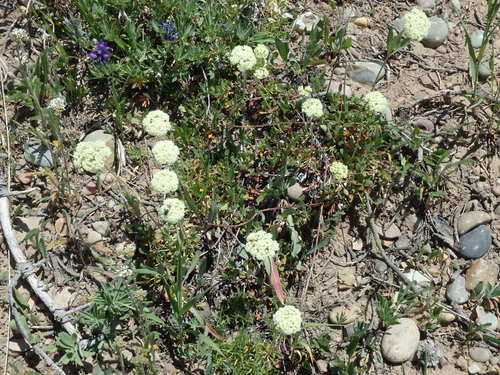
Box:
470 30 484 48
469 347 491 363
347 61 385 85
414 118 434 133
422 17 449 49
374 260 388 273
417 0 435 8
24 143 54 167
287 183 304 201
457 211 491 235
457 225 491 259
381 318 420 364
446 276 469 304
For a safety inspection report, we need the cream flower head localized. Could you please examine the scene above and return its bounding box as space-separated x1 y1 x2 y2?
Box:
152 140 179 165
159 198 185 224
273 305 302 335
151 169 179 194
403 8 431 41
329 161 348 180
229 45 257 72
47 97 66 114
11 28 29 42
363 91 388 113
301 98 324 119
254 44 270 60
253 67 270 80
245 230 279 261
143 110 173 137
73 140 112 174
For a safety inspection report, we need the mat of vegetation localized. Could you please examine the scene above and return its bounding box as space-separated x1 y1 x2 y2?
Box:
0 0 499 374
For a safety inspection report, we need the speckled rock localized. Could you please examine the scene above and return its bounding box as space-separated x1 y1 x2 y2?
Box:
465 259 499 291
422 17 449 48
287 183 304 201
446 276 469 304
457 211 491 235
381 318 420 364
457 225 491 259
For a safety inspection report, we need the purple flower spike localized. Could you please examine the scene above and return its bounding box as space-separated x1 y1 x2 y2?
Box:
88 40 112 64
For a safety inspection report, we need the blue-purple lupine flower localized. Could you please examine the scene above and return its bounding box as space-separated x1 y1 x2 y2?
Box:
88 40 112 64
158 21 179 41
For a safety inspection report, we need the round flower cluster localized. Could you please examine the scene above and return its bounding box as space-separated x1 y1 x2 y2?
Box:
301 98 324 119
298 85 312 97
229 45 257 72
363 91 388 113
116 242 136 259
143 110 173 137
273 305 302 335
11 28 29 42
73 140 112 174
244 230 279 261
47 96 66 114
253 67 270 80
254 44 270 60
151 169 179 194
159 198 185 224
403 8 431 41
152 140 179 165
329 161 348 180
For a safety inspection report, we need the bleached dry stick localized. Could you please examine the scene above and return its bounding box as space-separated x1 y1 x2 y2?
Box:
0 195 79 337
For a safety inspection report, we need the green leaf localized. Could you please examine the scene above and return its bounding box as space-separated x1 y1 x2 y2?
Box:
143 311 166 326
342 37 352 49
275 38 289 61
13 287 30 311
198 333 222 354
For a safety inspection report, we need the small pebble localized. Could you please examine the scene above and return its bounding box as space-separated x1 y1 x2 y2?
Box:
446 276 470 304
492 184 500 197
404 269 431 289
414 118 434 133
85 229 102 245
347 61 385 85
468 362 482 374
374 222 401 240
470 30 484 48
329 304 360 324
457 225 492 259
417 0 435 8
316 359 328 373
82 182 98 195
374 260 388 273
381 318 420 364
457 211 491 235
450 0 461 11
478 61 491 80
465 259 499 291
353 17 370 27
438 312 456 324
469 347 491 363
422 16 449 49
24 143 54 168
16 172 33 184
476 306 497 330
287 183 304 201
92 221 110 236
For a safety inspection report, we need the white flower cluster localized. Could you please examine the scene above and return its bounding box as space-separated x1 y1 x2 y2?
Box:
273 305 302 335
152 140 179 165
151 169 179 194
229 45 257 72
329 161 348 180
47 96 66 114
159 198 185 224
363 91 388 113
116 242 136 259
229 44 271 79
11 28 29 42
73 140 112 174
244 230 279 261
403 8 431 41
143 110 173 136
301 98 324 119
298 85 312 97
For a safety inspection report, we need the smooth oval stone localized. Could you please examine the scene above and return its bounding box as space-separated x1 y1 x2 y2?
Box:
422 17 449 48
287 183 303 201
417 0 435 8
476 306 498 330
470 347 491 363
374 259 388 273
381 318 420 364
465 259 499 291
470 30 484 48
446 276 469 304
478 62 491 80
457 211 491 235
414 118 434 132
347 61 385 85
24 143 54 167
328 304 360 325
457 225 491 259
